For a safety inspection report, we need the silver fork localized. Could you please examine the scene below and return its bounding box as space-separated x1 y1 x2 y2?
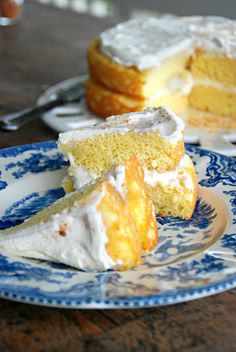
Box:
0 81 85 131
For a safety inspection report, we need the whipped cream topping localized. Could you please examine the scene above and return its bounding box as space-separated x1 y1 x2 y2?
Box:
68 157 127 196
68 154 194 197
0 185 122 272
108 165 126 195
144 154 194 191
59 106 185 145
68 154 96 190
100 16 236 70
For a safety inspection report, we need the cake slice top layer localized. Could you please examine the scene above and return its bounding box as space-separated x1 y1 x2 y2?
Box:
100 16 236 70
59 106 185 145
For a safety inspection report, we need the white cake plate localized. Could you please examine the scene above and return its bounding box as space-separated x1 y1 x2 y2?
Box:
38 76 236 157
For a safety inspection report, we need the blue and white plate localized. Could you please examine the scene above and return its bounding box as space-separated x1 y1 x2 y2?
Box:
0 141 235 308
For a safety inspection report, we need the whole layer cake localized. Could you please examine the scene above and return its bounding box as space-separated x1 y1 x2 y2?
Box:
86 16 236 129
0 158 158 271
59 106 197 219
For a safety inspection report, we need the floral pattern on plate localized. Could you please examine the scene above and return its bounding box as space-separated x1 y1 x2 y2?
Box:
0 141 235 308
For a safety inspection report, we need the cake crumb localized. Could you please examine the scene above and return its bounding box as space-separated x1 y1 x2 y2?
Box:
59 224 67 237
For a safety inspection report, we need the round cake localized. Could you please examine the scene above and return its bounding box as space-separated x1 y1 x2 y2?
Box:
86 16 236 129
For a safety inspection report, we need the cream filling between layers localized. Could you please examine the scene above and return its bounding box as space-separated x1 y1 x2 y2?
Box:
144 154 194 191
68 154 194 193
0 188 120 271
144 76 236 101
69 159 127 195
148 73 193 101
193 78 236 93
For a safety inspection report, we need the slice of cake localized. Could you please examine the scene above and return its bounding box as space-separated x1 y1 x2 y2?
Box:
86 16 236 129
63 156 158 252
59 106 197 219
0 158 158 271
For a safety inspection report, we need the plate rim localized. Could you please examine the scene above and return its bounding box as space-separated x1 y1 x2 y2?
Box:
0 274 235 309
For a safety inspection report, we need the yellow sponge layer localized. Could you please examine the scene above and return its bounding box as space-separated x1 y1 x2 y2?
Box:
147 157 197 220
61 133 184 175
87 40 236 129
189 85 236 118
189 49 236 87
86 78 188 118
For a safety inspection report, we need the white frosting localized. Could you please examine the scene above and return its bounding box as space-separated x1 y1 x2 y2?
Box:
108 165 126 195
59 106 185 145
194 78 236 93
68 154 96 190
150 74 193 101
168 74 193 95
68 154 194 195
100 16 236 70
144 154 194 191
0 187 121 272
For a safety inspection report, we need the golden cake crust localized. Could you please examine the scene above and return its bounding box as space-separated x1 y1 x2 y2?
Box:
85 78 142 118
87 39 149 99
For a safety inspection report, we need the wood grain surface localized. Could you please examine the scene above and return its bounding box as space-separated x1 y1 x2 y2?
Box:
0 2 235 351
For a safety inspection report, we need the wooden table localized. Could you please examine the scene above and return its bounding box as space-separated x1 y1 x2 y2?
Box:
0 2 235 351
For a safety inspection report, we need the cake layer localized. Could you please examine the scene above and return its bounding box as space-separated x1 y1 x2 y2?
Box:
59 107 185 174
189 49 236 87
145 154 197 219
86 77 189 118
189 85 236 118
63 154 197 220
88 39 191 99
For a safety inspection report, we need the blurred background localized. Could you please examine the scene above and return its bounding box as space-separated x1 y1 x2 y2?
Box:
37 0 236 19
